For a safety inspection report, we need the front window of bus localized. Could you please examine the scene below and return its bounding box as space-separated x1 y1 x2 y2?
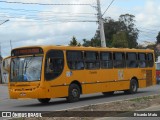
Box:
156 63 160 70
10 56 43 82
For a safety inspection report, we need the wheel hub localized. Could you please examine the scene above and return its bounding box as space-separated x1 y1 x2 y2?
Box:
72 89 78 97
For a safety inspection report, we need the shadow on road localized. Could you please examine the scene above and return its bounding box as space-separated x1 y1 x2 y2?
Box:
17 90 150 107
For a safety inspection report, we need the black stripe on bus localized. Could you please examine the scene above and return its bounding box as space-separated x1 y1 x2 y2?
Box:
50 78 146 87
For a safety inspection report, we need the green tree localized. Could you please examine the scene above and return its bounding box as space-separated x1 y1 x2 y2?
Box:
156 32 160 44
94 17 120 47
94 14 139 48
82 38 101 47
112 31 128 48
82 39 91 47
119 14 139 48
104 17 121 47
69 36 81 46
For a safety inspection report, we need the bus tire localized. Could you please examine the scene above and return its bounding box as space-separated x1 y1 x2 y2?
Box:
102 91 114 96
66 84 80 103
38 98 50 104
125 79 138 94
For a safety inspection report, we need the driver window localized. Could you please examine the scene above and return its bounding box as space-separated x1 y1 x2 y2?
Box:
45 50 64 80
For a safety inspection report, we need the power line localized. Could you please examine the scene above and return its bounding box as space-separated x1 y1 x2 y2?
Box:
0 19 9 25
0 7 96 15
0 6 97 22
0 15 96 21
0 1 92 6
0 15 97 23
102 0 115 16
0 12 96 19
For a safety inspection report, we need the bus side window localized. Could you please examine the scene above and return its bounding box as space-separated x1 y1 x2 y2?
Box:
45 50 64 80
113 52 125 68
126 53 138 68
138 53 147 68
147 53 154 67
85 51 100 69
67 51 84 70
100 52 113 69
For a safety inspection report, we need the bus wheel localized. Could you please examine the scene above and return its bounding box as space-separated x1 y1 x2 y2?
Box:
38 98 50 104
102 91 114 96
66 84 80 103
125 79 138 94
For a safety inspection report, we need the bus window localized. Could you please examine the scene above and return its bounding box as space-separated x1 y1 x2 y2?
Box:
100 52 113 69
67 51 84 70
85 51 100 69
147 53 154 67
138 53 146 68
45 50 64 80
126 53 138 68
113 52 125 68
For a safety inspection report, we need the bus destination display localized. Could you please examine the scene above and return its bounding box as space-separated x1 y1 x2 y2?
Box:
11 48 43 56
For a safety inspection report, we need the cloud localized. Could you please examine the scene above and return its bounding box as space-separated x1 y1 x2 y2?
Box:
136 0 160 27
134 0 160 43
0 0 97 57
1 0 160 57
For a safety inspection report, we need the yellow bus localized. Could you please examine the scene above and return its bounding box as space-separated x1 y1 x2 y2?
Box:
8 46 156 103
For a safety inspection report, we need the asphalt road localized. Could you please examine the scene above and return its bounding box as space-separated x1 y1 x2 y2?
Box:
0 85 160 111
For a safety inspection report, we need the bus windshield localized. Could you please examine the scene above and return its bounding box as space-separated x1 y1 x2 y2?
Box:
156 63 160 70
10 56 43 82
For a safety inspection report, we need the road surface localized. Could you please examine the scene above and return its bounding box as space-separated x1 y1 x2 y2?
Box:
0 85 160 111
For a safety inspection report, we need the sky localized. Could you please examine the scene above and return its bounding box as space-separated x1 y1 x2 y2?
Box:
0 0 160 57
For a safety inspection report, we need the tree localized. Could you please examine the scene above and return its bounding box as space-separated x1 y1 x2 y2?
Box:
94 17 120 47
112 31 128 48
77 14 139 48
94 14 139 48
137 42 158 60
82 39 91 47
119 14 139 48
156 32 160 44
69 36 81 46
104 17 121 47
82 38 101 47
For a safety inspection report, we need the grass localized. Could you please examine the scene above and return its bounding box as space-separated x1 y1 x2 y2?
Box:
129 94 160 102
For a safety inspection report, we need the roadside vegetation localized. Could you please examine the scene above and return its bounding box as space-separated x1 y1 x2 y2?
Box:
13 94 160 120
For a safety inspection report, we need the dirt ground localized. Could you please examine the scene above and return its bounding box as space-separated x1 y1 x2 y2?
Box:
16 94 160 120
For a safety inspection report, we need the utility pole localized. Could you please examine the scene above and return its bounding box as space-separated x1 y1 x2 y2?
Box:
97 0 106 47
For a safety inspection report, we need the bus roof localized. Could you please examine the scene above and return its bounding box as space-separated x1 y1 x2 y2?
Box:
12 45 154 53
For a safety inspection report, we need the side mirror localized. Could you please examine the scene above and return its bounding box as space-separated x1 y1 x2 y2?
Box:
3 57 11 72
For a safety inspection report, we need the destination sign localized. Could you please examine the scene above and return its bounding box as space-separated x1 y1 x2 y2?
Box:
11 48 43 56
